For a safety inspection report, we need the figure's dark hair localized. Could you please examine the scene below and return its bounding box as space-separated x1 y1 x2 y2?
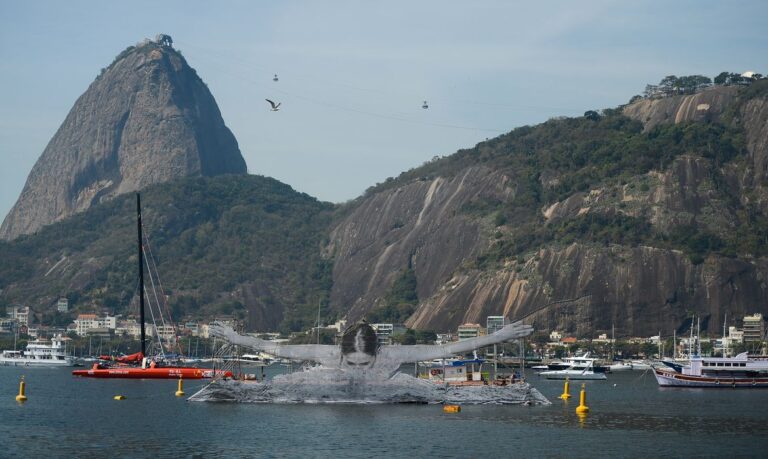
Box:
340 322 378 356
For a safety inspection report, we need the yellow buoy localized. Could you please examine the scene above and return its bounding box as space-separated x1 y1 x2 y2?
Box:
575 383 589 414
577 411 588 427
558 378 572 400
175 377 185 397
114 395 126 400
443 404 461 413
15 376 28 403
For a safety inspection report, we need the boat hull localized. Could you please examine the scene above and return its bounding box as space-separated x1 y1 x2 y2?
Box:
72 366 233 379
654 369 768 388
1 359 76 367
540 371 607 380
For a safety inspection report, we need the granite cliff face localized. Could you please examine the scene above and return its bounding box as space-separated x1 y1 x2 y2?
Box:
0 39 246 240
327 82 768 337
326 166 509 320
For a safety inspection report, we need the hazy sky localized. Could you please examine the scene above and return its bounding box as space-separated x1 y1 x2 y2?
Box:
1 1 766 219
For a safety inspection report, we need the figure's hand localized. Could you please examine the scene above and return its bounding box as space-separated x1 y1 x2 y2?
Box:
209 322 240 344
495 321 534 340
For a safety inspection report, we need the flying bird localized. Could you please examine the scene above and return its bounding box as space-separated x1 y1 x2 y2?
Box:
266 99 281 111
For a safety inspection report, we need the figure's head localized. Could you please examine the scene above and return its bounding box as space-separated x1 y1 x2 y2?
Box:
340 321 378 368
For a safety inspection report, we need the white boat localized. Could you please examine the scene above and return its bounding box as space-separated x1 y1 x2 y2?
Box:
544 353 608 373
654 352 768 388
608 361 633 372
608 360 651 372
540 358 607 380
224 353 271 366
629 360 652 370
0 335 77 367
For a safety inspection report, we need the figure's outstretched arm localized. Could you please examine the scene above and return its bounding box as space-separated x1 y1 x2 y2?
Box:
209 323 340 364
379 321 533 364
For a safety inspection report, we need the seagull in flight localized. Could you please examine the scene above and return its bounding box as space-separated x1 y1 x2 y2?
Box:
266 99 281 111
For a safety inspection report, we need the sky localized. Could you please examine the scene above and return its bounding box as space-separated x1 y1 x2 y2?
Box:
0 1 766 219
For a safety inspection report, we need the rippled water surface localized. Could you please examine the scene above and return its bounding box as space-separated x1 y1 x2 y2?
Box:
3 366 768 458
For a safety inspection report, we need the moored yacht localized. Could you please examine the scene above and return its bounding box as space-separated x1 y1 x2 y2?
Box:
544 353 608 373
654 352 768 388
540 357 607 380
0 335 77 367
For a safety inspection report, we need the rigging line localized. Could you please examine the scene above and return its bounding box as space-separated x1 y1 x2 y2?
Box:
142 223 173 324
142 284 166 358
142 224 183 354
142 247 168 334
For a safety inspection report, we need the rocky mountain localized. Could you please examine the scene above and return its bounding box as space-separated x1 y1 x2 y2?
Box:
0 37 246 240
325 82 768 337
2 59 767 338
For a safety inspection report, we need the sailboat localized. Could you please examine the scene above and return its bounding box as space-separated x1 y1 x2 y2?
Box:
73 194 232 380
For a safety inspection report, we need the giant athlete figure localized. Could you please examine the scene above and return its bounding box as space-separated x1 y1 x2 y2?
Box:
210 320 533 378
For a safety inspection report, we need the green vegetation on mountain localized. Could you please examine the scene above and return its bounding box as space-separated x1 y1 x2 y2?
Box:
364 90 768 267
0 175 335 331
367 266 419 323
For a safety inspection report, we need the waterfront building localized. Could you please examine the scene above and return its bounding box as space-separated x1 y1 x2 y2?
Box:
74 314 117 336
372 323 395 345
592 333 614 344
0 319 15 333
184 321 200 336
458 323 483 340
329 319 348 333
115 320 141 338
486 316 505 334
6 306 30 327
150 324 177 341
743 313 764 342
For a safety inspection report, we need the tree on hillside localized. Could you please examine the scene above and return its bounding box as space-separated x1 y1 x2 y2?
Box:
367 266 419 324
583 110 601 121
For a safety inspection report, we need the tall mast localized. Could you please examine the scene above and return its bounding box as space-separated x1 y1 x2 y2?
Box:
137 193 146 357
697 317 701 356
723 313 728 357
689 316 694 358
673 330 676 359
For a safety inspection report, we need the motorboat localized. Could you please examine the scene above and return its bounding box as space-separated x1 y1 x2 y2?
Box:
608 361 633 372
539 358 607 380
654 352 768 388
544 353 608 373
608 360 652 372
225 353 272 366
1 335 77 367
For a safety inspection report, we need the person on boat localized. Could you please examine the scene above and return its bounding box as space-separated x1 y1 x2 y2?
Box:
210 319 533 378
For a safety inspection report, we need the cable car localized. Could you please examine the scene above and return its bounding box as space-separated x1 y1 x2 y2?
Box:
273 74 279 82
422 100 429 109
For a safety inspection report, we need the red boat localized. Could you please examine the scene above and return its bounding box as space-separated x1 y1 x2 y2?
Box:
73 194 233 381
73 362 232 379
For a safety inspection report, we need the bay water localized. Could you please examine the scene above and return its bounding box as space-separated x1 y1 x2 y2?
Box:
2 366 768 458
